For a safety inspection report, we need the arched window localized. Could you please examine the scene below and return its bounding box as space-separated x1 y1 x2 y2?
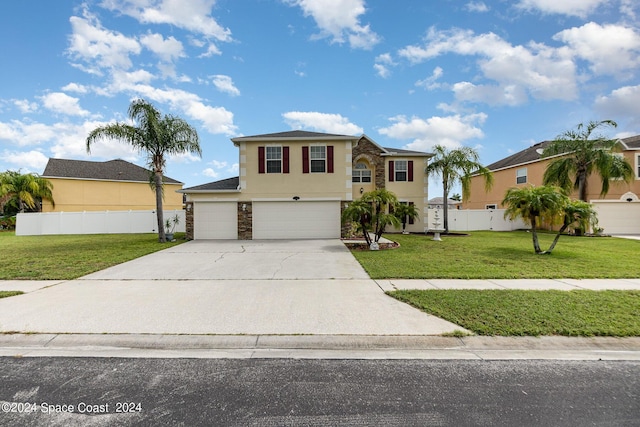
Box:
352 162 372 183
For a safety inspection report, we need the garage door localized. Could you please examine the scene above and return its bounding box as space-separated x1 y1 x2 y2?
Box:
592 202 640 234
253 201 340 239
194 202 237 239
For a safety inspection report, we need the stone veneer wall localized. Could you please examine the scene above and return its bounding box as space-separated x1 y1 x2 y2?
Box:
185 201 194 240
237 201 252 240
352 137 385 190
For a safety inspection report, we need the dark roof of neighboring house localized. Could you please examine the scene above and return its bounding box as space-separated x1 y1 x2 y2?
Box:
621 134 640 149
42 158 182 184
181 176 240 192
486 134 640 171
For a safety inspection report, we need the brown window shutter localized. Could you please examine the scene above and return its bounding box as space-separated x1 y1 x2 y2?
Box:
258 146 265 174
409 202 415 224
283 146 290 173
388 160 394 182
327 146 334 173
408 160 414 182
302 146 309 173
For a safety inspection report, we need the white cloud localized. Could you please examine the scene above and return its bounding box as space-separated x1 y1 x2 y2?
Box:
67 10 141 73
378 113 487 151
452 81 528 106
0 119 138 161
515 0 607 18
553 22 640 78
282 111 363 135
286 0 380 49
3 150 49 172
398 27 578 105
140 32 185 62
202 167 218 178
594 85 640 124
61 83 89 94
415 67 444 90
466 2 489 13
40 92 91 117
13 99 38 114
374 53 395 78
211 75 240 96
100 0 231 44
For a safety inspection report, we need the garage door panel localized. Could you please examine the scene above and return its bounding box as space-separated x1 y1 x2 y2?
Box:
593 203 640 234
253 201 340 239
194 202 237 239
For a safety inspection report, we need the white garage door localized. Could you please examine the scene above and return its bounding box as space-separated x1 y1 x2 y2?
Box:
253 201 340 239
593 202 640 234
194 202 237 239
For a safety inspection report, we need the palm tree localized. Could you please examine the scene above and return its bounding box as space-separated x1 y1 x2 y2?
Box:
342 189 400 249
502 185 596 255
0 170 55 213
426 145 493 233
393 202 420 234
542 120 633 202
86 99 201 242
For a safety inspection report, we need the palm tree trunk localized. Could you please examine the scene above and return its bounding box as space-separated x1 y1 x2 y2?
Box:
155 171 166 242
530 215 542 254
542 223 570 254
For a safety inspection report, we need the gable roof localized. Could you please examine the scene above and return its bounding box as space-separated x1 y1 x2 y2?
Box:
356 134 433 157
486 134 640 171
180 176 240 192
232 130 359 144
42 158 182 184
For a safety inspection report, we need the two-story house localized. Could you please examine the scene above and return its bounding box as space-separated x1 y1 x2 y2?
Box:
180 131 432 240
463 134 640 234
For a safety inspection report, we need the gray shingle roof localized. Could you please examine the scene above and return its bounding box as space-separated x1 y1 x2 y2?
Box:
42 158 182 184
487 134 640 171
240 130 354 139
382 147 432 156
181 176 239 192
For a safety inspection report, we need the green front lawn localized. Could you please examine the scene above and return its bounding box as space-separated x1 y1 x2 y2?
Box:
351 231 640 279
389 289 640 336
0 232 185 280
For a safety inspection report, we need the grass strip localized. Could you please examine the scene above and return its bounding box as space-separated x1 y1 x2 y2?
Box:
351 231 640 279
388 289 640 337
0 232 185 280
0 291 23 299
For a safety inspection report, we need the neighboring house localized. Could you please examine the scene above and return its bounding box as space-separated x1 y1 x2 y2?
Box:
180 131 432 240
427 197 461 210
41 158 184 212
464 135 640 233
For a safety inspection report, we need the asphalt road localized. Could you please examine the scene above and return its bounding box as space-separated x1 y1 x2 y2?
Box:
1 358 639 426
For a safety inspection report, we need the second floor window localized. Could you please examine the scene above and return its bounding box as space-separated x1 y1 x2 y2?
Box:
266 146 282 173
352 162 372 183
516 167 527 184
395 160 408 182
310 146 326 173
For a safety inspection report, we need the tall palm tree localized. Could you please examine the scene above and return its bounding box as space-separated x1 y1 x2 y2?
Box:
502 185 596 255
426 145 493 233
86 99 201 242
0 170 55 213
542 120 633 202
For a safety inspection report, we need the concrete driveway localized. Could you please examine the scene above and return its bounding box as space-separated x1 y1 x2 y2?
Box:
0 239 464 336
81 239 370 280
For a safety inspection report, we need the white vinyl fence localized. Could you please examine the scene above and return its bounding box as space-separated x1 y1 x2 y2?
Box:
428 209 529 232
16 210 186 236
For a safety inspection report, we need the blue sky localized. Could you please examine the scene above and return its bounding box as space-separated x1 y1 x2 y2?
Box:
1 0 639 193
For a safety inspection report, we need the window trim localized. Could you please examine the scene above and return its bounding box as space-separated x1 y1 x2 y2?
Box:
353 162 372 183
309 145 326 173
395 160 408 182
516 167 527 184
266 146 282 174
